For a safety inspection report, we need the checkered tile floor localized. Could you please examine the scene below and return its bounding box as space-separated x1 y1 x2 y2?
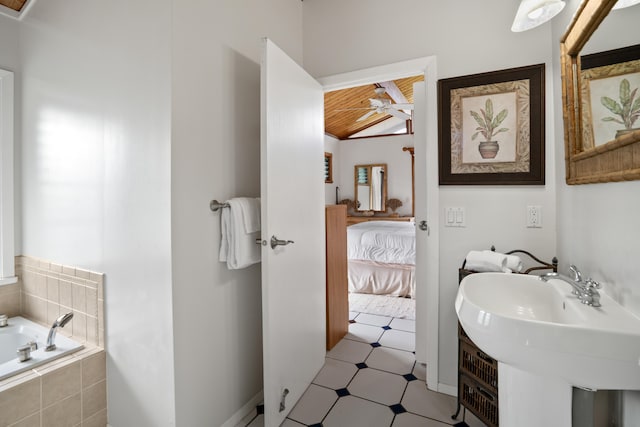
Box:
244 310 484 427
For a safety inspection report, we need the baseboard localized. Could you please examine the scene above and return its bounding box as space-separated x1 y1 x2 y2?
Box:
438 383 457 397
221 390 264 427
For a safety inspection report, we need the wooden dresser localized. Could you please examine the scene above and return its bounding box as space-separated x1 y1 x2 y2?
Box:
325 205 349 350
346 216 414 226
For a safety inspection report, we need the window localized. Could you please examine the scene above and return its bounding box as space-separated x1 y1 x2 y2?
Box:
324 152 333 183
0 69 16 285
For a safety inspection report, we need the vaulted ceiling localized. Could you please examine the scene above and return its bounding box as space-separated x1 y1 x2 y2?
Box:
324 75 424 140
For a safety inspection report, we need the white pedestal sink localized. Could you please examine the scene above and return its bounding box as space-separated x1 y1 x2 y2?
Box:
455 272 640 426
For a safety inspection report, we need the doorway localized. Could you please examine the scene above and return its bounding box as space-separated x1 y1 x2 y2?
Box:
318 56 442 392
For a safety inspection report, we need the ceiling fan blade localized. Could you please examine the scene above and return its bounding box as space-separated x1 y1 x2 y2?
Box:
391 103 414 110
334 107 375 111
356 110 377 122
386 108 411 121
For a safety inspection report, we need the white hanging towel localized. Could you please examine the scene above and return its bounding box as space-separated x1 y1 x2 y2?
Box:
465 250 510 273
219 197 261 269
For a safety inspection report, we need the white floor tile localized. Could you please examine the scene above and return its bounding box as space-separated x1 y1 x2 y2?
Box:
412 363 427 381
287 384 338 425
401 381 457 425
313 358 359 389
354 313 393 327
281 418 305 426
347 322 384 344
365 347 415 375
379 329 415 352
246 414 263 427
392 412 450 426
348 368 408 405
326 338 372 364
349 311 359 321
389 318 416 333
461 409 486 427
323 395 394 427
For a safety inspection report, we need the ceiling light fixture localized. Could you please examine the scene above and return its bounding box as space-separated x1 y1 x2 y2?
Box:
612 0 640 9
512 0 566 32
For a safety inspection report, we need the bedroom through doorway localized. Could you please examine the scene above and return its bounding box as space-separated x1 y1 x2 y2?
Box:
319 57 440 394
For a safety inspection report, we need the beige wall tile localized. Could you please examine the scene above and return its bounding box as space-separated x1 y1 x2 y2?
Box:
82 380 106 420
47 302 60 325
82 408 107 427
72 312 87 343
50 263 63 273
35 274 47 299
8 412 40 427
85 288 97 317
42 360 81 408
75 269 91 280
46 276 59 303
42 393 81 427
86 317 99 347
0 377 41 426
21 271 35 296
72 285 86 313
32 297 47 325
82 351 106 389
62 266 75 277
59 281 72 309
0 291 21 317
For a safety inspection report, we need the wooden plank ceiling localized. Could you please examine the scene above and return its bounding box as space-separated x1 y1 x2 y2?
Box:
324 75 424 140
0 0 26 12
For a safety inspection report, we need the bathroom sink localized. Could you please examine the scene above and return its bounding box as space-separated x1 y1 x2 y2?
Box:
455 273 640 390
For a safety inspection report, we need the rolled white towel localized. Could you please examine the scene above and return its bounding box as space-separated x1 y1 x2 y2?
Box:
504 253 523 273
465 250 509 273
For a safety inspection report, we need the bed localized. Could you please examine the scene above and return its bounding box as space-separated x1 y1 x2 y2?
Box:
347 220 416 298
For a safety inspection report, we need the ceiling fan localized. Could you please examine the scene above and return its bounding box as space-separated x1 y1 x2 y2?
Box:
339 87 414 122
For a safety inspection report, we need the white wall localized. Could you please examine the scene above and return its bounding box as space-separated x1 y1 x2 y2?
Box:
304 0 557 388
334 135 414 216
552 0 640 420
325 135 340 205
171 1 303 425
18 1 175 425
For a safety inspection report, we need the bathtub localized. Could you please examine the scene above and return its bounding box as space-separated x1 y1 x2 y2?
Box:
0 316 83 381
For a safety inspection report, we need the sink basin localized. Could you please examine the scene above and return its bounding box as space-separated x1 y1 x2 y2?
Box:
455 272 640 390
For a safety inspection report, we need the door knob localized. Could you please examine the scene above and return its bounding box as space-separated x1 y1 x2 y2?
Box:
270 236 295 249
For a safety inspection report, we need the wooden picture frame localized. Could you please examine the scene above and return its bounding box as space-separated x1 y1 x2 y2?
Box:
438 64 545 185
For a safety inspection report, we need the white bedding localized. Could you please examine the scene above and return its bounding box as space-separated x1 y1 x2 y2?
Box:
347 221 416 265
348 260 415 297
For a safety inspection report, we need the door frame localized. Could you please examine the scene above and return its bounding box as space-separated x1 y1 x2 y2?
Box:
318 56 443 393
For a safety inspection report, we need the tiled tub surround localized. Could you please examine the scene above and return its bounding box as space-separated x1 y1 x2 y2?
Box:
0 256 107 427
16 256 105 348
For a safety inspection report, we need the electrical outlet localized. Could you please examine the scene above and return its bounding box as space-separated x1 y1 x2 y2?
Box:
527 205 542 228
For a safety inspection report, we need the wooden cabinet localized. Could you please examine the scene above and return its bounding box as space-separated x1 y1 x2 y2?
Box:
325 205 348 350
346 216 414 226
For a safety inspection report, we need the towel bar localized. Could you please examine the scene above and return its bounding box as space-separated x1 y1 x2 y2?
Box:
210 200 230 212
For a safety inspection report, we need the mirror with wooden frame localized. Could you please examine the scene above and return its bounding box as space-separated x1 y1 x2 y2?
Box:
354 164 387 212
561 0 640 184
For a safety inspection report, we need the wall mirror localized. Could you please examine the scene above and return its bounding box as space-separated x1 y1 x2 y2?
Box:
561 0 640 184
354 164 387 212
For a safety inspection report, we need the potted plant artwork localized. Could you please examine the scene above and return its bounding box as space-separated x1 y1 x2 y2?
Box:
601 78 640 139
470 98 509 159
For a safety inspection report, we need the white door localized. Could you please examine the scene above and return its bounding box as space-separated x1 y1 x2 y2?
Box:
413 72 441 391
260 38 326 427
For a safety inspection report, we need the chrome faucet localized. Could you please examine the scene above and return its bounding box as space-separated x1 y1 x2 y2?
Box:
539 265 602 307
45 312 74 351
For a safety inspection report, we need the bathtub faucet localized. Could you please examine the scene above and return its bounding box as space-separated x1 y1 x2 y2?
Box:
45 312 74 351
